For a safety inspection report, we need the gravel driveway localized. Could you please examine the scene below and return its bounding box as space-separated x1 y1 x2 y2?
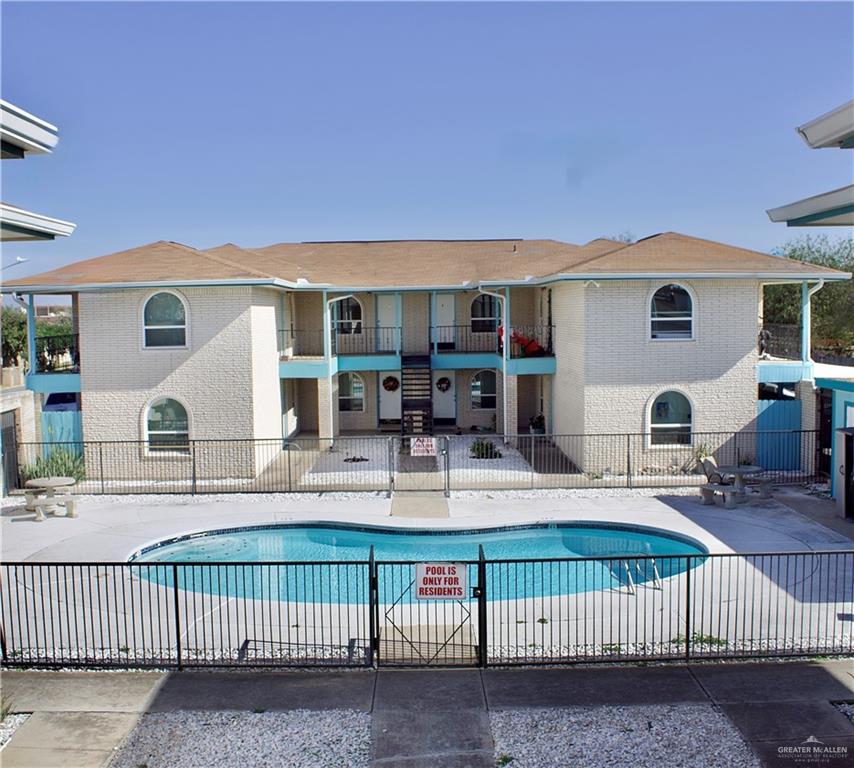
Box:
108 709 371 768
490 703 761 768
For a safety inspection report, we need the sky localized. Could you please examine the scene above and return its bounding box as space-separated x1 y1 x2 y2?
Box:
2 1 853 283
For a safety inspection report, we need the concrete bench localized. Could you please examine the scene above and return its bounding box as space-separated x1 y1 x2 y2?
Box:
746 478 774 499
25 489 78 521
700 483 738 509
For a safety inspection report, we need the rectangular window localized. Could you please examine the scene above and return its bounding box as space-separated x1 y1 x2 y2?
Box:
144 327 186 347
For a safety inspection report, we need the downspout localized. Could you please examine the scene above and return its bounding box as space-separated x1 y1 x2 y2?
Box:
325 293 355 442
478 288 508 439
802 280 825 364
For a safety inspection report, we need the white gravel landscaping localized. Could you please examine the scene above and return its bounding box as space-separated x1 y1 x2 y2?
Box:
108 709 371 768
490 704 761 768
835 701 854 725
448 435 534 483
451 487 701 499
0 713 30 749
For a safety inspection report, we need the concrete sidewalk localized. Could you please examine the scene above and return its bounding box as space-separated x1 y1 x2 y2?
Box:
2 660 853 767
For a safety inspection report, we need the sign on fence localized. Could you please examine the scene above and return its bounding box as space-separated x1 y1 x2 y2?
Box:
410 437 438 456
415 562 467 599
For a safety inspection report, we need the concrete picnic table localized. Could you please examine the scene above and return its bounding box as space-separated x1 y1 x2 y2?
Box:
716 464 763 499
24 476 78 520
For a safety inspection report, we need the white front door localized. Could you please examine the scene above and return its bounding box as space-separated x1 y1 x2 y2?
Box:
376 294 397 352
432 370 455 421
379 371 402 422
435 294 455 349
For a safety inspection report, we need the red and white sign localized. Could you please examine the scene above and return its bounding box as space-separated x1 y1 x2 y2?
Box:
415 562 467 600
410 437 437 457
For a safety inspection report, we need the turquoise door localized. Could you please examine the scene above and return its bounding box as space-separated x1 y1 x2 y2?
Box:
756 400 802 470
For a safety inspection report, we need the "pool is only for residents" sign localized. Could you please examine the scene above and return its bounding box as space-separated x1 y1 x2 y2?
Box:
414 562 467 600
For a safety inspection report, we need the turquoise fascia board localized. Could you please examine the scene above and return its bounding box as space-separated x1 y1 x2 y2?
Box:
816 377 854 394
431 352 501 370
26 373 81 393
756 361 813 383
338 354 401 371
279 358 335 378
507 356 557 375
787 203 854 227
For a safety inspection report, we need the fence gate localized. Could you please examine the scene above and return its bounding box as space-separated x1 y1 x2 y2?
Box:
1 410 20 493
374 558 483 666
392 436 448 492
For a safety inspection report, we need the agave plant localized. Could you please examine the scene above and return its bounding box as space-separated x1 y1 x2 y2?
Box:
20 447 86 483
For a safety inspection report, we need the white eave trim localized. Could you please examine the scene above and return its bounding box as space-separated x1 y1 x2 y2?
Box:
797 100 854 149
766 184 854 225
4 270 850 295
0 203 76 238
0 100 59 155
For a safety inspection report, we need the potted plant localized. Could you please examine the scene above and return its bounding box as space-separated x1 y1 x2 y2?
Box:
529 413 546 435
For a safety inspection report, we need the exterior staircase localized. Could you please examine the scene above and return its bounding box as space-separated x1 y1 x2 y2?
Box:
401 354 433 435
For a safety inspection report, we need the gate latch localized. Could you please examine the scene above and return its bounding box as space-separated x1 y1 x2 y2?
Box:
471 587 483 598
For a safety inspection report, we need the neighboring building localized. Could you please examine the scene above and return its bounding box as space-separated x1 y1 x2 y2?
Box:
766 100 854 227
767 99 854 506
3 232 850 483
0 99 77 495
0 99 76 241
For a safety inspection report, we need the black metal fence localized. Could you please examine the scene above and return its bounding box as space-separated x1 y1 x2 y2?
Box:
2 550 851 668
7 429 820 496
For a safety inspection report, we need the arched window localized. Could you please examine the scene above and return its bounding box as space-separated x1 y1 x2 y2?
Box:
143 292 187 347
650 391 692 445
146 398 189 452
471 369 497 410
338 372 365 412
336 297 362 335
650 284 693 340
471 295 499 333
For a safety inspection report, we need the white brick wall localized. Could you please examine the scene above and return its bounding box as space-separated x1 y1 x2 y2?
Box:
79 286 276 477
582 279 758 435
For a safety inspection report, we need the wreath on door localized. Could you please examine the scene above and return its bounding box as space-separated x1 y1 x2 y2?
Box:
382 376 400 392
436 376 451 392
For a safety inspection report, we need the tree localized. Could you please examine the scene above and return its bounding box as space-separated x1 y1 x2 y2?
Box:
763 235 854 353
1 307 28 367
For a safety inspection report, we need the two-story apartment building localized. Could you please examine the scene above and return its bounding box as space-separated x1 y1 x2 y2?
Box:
4 232 850 482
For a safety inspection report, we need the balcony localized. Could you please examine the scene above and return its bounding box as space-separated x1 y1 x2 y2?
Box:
278 327 402 359
33 332 79 373
759 324 801 361
430 325 554 358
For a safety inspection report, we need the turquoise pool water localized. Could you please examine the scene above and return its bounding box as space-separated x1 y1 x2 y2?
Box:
133 522 706 602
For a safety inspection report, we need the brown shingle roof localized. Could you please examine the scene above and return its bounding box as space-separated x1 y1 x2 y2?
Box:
4 233 848 290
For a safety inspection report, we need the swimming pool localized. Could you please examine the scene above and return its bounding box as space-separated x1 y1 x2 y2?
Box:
132 522 706 602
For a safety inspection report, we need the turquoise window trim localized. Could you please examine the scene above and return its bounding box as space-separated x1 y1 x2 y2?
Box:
26 373 81 393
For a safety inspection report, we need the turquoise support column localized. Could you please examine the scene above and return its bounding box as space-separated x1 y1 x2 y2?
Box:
801 281 810 363
26 295 37 374
322 290 331 359
504 286 511 363
430 291 438 354
395 292 402 354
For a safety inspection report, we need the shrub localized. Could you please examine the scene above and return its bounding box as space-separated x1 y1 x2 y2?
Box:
470 439 502 459
20 447 86 483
